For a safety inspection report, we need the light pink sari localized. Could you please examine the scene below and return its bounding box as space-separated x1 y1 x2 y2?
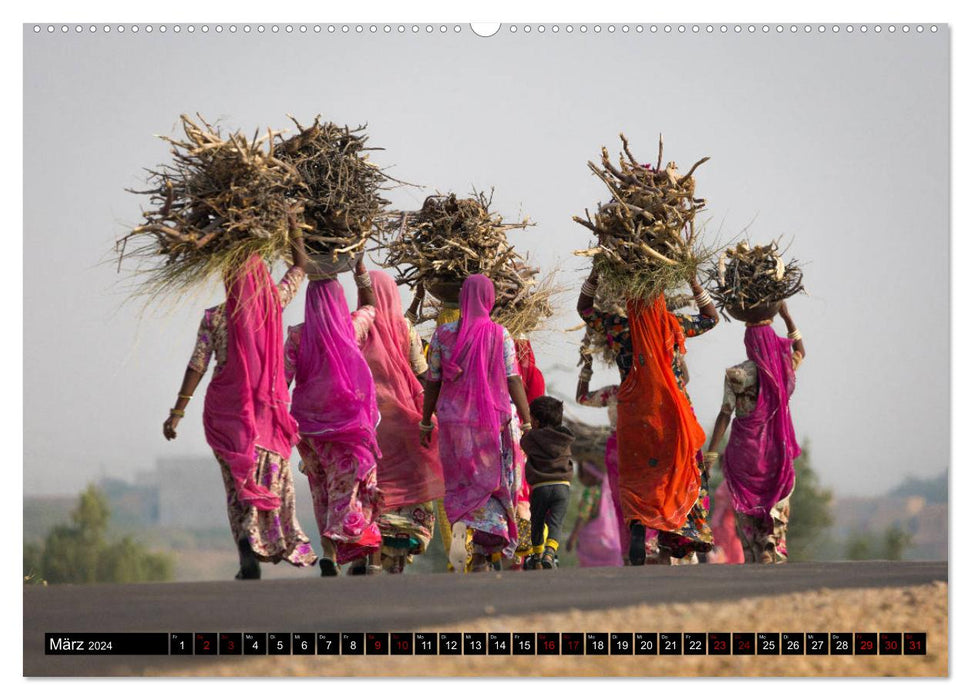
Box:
576 462 624 567
722 325 800 521
436 275 512 525
361 270 445 508
203 254 299 512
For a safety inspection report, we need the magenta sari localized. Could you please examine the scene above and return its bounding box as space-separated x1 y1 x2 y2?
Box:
434 275 516 547
361 270 445 508
291 279 382 563
203 254 299 512
576 463 624 567
722 325 800 520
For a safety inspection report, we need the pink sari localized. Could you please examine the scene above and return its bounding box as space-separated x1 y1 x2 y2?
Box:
577 463 624 567
291 279 382 563
361 270 445 508
722 325 800 521
709 480 744 564
203 254 298 512
435 275 514 532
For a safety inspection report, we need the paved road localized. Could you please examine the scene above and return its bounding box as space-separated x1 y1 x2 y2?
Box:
24 560 946 676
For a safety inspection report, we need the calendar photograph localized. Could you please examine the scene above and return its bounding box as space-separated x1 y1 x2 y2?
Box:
21 18 949 678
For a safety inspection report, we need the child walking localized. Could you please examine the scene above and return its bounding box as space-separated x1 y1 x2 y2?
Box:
520 396 576 569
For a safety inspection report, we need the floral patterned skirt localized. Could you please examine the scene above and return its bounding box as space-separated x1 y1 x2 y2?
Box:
377 501 437 558
216 448 317 567
735 496 790 564
297 437 382 565
462 424 519 558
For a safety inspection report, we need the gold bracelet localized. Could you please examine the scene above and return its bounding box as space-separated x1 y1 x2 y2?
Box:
787 329 802 341
178 394 193 401
169 408 185 418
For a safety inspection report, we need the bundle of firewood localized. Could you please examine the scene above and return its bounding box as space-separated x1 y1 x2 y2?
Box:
118 114 302 299
574 134 712 301
705 241 804 317
119 114 397 299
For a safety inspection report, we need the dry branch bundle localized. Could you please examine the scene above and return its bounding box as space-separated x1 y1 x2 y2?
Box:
275 115 396 260
117 114 302 300
382 191 555 333
704 240 805 318
574 134 713 301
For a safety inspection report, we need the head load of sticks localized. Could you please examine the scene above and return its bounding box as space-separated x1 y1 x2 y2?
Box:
382 191 558 334
574 134 712 301
117 114 396 300
704 241 805 319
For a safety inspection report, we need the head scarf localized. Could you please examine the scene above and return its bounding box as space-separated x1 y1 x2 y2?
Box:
203 254 298 511
438 274 511 432
514 337 546 404
615 295 705 531
360 270 444 507
290 278 379 466
722 325 800 519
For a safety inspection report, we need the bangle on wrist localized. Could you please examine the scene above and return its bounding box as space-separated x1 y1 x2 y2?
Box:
419 420 434 432
580 280 598 298
693 289 713 308
169 408 185 418
787 328 802 341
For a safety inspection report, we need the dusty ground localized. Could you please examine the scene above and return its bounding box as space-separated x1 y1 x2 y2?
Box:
149 582 947 677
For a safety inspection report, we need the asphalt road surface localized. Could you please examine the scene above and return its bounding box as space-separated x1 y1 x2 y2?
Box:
24 560 946 676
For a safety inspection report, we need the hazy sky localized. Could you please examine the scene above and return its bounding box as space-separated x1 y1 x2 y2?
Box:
23 25 948 497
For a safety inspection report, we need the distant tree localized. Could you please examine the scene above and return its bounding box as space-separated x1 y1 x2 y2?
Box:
844 533 872 560
882 524 913 560
28 485 174 585
842 524 913 561
786 440 834 561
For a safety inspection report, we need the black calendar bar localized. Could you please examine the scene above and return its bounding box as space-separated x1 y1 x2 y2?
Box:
46 633 169 655
44 632 929 655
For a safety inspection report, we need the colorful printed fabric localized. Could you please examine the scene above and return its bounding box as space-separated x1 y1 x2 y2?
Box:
735 496 790 563
215 447 317 567
377 501 437 557
580 306 715 383
298 436 382 565
577 383 620 429
188 266 305 374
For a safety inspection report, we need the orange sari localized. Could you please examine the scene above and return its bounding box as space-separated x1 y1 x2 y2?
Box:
616 296 706 531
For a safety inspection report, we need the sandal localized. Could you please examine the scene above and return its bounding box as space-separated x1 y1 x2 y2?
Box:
319 558 339 577
541 549 556 570
366 564 384 576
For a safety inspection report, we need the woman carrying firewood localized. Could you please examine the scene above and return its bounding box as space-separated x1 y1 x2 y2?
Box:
705 301 805 564
419 274 532 572
361 271 446 574
285 256 383 576
162 231 317 580
577 268 718 565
